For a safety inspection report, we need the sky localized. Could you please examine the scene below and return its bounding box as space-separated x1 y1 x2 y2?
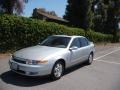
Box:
23 0 67 18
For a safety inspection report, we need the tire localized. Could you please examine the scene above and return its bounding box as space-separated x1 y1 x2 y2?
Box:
86 53 93 65
51 61 64 80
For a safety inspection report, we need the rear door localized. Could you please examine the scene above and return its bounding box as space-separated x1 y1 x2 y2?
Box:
78 37 91 61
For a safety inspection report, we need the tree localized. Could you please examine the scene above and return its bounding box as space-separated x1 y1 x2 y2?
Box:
105 0 120 41
64 0 94 30
93 0 108 33
0 0 28 15
93 0 120 41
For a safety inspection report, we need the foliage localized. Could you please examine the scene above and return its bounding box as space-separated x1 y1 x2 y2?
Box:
0 14 113 52
64 0 94 30
93 0 120 41
93 0 108 33
64 0 119 41
0 0 28 15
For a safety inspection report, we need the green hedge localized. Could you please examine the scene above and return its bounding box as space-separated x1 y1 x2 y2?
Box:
0 14 113 52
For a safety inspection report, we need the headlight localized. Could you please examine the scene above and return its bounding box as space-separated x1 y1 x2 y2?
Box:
26 60 48 65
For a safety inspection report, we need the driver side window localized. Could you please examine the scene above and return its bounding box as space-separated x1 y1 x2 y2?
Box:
70 38 80 48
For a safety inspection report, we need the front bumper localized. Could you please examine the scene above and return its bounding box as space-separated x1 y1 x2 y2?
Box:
9 59 53 76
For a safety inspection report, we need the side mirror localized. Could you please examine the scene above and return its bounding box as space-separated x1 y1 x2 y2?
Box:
69 46 78 51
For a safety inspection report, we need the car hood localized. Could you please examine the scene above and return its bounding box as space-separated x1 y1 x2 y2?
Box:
14 45 65 60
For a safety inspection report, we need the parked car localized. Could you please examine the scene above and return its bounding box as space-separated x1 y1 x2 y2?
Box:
9 35 95 79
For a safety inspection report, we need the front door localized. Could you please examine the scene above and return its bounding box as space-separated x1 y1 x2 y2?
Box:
69 38 83 65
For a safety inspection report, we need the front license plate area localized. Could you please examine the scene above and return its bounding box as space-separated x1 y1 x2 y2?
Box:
11 63 19 70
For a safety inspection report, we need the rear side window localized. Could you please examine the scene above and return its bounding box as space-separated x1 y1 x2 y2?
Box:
79 38 89 47
70 38 81 48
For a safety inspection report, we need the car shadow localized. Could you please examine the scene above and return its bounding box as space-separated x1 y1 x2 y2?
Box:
0 62 87 87
0 70 53 87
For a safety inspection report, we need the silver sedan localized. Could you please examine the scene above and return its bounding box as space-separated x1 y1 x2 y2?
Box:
9 35 95 79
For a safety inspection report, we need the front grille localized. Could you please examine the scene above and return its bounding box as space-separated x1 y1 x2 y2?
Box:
13 58 26 64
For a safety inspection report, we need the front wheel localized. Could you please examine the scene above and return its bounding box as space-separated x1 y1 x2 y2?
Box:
51 61 64 80
86 53 93 65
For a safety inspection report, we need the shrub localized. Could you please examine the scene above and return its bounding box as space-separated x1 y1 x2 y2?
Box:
0 14 113 52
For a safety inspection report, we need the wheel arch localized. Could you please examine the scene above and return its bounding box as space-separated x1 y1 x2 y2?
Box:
90 51 94 56
52 58 66 72
55 59 66 69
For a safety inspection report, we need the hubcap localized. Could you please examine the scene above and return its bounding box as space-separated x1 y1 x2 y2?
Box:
54 63 63 78
89 54 93 63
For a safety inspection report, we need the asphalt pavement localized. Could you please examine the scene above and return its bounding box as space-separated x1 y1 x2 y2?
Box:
0 43 120 90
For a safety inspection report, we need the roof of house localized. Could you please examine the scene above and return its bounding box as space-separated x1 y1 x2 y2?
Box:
35 8 68 22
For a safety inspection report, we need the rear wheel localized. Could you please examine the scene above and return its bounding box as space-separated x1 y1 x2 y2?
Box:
86 53 93 65
51 61 64 80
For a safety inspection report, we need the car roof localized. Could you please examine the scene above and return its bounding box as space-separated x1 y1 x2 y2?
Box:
52 35 85 38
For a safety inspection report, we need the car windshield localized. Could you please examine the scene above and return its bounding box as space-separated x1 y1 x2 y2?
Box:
40 36 71 48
